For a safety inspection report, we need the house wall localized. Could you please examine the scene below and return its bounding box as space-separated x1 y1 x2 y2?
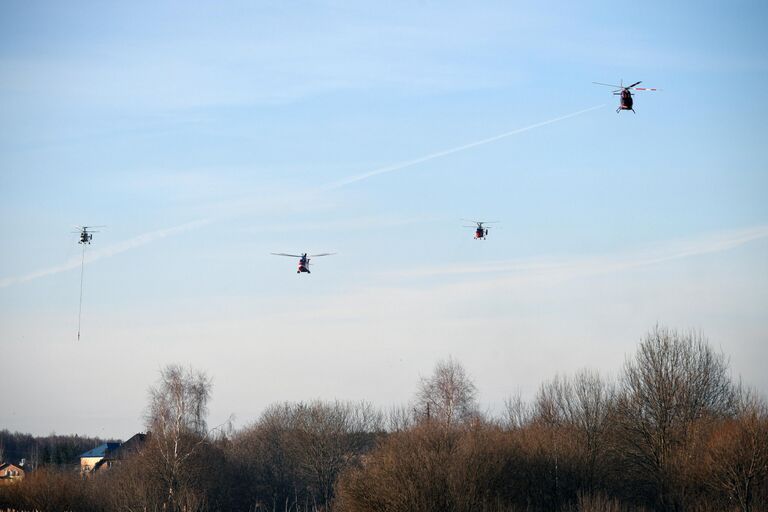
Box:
0 465 24 484
81 456 103 472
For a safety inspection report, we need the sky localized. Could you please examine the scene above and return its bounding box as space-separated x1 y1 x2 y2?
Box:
1 0 767 438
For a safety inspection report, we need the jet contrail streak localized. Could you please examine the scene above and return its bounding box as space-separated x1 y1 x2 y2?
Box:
322 104 605 191
388 225 768 279
0 219 212 288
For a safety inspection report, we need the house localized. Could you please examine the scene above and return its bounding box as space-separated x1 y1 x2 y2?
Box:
0 462 25 483
79 442 121 472
78 433 148 474
114 432 148 459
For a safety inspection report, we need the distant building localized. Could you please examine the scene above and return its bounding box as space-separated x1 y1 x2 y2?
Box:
79 442 121 472
0 462 25 483
114 432 148 459
78 433 148 474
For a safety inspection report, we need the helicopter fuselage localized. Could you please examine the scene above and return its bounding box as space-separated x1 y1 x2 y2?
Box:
618 89 634 112
297 255 310 273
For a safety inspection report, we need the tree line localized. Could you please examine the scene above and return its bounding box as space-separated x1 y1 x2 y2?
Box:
0 431 119 469
0 326 766 512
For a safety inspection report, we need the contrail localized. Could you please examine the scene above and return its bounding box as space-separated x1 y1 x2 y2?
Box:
388 225 768 279
322 104 605 191
0 219 211 288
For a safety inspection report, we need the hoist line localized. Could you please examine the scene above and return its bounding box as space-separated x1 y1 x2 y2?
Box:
77 243 85 341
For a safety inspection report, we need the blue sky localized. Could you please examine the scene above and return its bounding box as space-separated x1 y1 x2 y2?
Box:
1 1 767 437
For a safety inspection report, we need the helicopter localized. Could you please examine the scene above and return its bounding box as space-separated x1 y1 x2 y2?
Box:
72 225 105 244
71 225 105 341
593 80 658 113
271 252 336 274
462 220 498 240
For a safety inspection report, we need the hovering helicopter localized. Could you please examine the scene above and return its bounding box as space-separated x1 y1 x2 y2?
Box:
72 225 105 244
593 80 658 113
462 220 498 240
71 225 105 341
271 252 336 274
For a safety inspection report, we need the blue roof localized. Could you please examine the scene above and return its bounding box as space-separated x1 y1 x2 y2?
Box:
79 442 121 458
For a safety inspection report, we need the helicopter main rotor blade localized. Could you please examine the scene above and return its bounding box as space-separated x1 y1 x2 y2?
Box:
633 87 659 91
592 82 623 88
309 253 336 257
627 81 642 88
461 219 501 225
271 253 303 258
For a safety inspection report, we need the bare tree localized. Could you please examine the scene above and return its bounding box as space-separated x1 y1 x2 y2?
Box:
572 370 615 490
387 404 417 433
534 369 615 494
293 403 344 510
705 389 768 512
146 364 213 512
289 401 380 509
233 403 301 511
533 375 572 509
504 392 534 431
148 364 211 436
234 400 382 511
416 357 478 428
614 326 734 511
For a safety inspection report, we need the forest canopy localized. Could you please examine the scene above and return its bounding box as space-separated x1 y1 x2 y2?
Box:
1 326 766 512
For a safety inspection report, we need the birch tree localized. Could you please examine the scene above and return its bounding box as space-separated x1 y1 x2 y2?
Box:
416 357 478 428
146 364 212 512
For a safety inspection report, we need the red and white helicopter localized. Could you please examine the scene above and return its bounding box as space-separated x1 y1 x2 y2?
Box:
271 252 336 274
462 220 498 240
593 80 659 113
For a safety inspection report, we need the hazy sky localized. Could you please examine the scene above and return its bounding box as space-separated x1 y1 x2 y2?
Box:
1 1 767 438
